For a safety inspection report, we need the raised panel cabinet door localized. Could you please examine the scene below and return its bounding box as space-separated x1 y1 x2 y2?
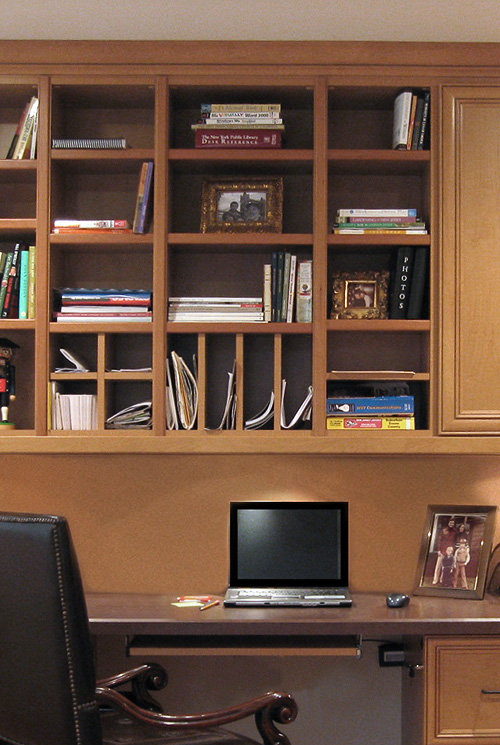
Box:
441 87 500 433
426 637 500 744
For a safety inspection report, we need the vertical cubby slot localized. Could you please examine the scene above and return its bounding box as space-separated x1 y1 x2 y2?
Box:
0 330 35 431
0 170 37 219
327 330 429 375
281 335 313 430
50 379 97 431
204 334 236 430
243 335 275 430
50 334 97 373
329 87 399 150
170 248 266 301
167 334 199 430
51 84 155 149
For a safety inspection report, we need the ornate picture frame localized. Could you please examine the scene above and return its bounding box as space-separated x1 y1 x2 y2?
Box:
414 504 497 600
330 270 389 319
200 177 283 233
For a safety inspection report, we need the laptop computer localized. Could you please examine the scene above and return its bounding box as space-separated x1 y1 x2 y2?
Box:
224 501 352 607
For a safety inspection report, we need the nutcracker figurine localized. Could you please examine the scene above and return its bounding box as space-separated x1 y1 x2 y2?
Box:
0 338 19 428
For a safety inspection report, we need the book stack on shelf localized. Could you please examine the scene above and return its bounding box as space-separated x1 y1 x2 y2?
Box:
168 297 264 323
265 254 312 322
6 96 39 159
389 246 429 319
332 208 427 235
192 103 284 149
54 288 153 323
0 243 36 319
50 389 97 431
392 89 430 151
52 219 132 235
326 383 415 430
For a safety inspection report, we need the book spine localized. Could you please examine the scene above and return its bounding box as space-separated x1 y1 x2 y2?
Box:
410 94 425 150
280 252 292 322
195 130 282 148
1 244 20 318
263 263 272 322
18 249 30 319
392 90 413 150
51 138 127 149
326 416 415 430
342 215 419 224
326 396 415 415
406 246 429 319
200 103 281 113
12 97 38 159
192 123 285 130
417 92 431 150
406 93 418 150
296 259 312 323
203 110 282 119
335 221 424 228
286 254 297 323
336 208 418 217
53 219 130 229
27 245 36 319
390 247 415 319
135 162 154 234
0 251 14 315
6 99 30 159
333 228 427 234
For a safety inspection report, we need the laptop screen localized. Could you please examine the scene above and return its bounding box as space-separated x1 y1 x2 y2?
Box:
229 501 349 588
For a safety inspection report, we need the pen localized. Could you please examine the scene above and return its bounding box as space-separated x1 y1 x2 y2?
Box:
200 600 220 611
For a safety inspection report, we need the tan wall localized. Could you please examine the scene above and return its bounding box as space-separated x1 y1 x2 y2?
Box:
4 453 500 595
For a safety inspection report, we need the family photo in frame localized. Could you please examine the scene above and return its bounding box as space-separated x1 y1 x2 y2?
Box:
414 505 497 599
330 270 390 319
200 177 283 233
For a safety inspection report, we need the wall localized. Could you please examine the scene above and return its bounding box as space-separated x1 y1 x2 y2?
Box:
4 453 500 594
0 0 499 42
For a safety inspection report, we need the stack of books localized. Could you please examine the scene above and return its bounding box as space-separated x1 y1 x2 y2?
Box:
54 288 153 322
392 90 430 151
6 96 39 159
264 254 312 322
52 219 132 234
168 297 264 323
191 103 284 149
326 394 415 430
332 208 427 235
50 389 97 430
0 243 36 319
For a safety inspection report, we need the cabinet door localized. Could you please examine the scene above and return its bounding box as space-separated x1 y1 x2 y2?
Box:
441 87 500 433
426 636 500 744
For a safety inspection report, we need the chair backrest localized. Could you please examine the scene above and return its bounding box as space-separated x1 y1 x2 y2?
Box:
0 512 102 745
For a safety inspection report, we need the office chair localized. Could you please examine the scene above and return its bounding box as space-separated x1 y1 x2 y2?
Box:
0 512 297 745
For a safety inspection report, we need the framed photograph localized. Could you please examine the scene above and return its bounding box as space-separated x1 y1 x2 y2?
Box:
330 270 389 319
200 177 283 233
414 505 497 599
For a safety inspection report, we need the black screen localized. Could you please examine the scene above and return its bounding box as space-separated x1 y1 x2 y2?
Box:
229 501 348 587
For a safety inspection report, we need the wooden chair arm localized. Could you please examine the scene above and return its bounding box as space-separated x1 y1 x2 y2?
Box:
97 663 167 712
95 685 297 745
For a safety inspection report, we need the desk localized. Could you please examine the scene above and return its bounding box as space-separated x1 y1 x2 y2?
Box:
87 592 500 745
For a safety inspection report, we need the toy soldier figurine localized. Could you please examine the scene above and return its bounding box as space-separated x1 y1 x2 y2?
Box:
0 338 19 428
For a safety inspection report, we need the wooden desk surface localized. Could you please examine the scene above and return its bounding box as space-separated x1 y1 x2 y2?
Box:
87 592 500 637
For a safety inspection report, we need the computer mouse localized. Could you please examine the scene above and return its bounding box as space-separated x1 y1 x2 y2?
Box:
386 592 410 608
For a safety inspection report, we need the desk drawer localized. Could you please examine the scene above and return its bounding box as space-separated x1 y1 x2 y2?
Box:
426 636 500 744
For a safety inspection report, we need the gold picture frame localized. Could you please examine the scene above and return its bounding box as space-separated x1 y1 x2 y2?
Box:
414 504 497 600
200 177 283 233
331 270 389 319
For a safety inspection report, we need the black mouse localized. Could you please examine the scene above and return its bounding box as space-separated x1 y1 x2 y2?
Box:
386 592 410 608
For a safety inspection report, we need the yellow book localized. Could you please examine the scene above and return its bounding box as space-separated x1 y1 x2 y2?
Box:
327 416 415 430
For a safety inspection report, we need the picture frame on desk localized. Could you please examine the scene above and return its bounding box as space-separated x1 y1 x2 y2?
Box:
200 177 283 233
330 270 389 319
414 504 497 600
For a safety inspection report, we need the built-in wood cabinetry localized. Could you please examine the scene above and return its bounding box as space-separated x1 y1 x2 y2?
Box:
441 88 500 434
0 41 500 453
425 636 500 744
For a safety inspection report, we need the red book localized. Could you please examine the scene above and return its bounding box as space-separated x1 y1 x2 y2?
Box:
195 129 282 148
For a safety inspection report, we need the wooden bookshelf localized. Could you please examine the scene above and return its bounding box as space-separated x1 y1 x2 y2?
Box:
0 41 498 452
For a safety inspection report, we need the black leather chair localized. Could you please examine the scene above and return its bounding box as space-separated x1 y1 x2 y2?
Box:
0 512 297 745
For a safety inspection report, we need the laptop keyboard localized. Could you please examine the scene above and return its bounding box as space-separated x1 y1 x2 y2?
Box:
236 588 344 598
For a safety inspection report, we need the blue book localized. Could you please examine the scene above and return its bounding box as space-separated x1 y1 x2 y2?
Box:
326 395 414 415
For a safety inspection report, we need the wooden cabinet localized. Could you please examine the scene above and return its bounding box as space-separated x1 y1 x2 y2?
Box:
441 87 500 434
1 41 500 453
425 636 500 744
